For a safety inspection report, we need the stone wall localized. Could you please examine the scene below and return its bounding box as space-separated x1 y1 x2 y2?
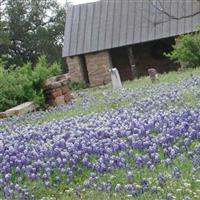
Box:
85 51 111 87
67 56 85 82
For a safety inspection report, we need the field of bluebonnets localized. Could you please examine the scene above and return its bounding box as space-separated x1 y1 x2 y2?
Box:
0 68 200 200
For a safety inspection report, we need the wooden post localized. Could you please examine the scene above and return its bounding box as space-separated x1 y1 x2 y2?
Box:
107 51 113 69
127 46 137 79
127 46 135 66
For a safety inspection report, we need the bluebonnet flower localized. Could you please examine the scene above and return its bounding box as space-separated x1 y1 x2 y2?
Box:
194 144 200 155
75 186 81 197
183 197 191 200
45 181 50 187
124 184 134 195
141 178 149 186
192 155 200 166
166 193 175 200
127 171 134 182
157 173 167 187
172 167 182 179
151 186 158 194
115 184 122 193
3 187 13 198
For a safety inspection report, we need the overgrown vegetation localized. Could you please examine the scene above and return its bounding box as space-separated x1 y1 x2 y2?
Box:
0 56 61 111
67 80 88 91
166 32 200 68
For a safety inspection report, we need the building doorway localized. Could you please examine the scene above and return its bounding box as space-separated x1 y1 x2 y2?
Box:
110 47 133 82
80 55 90 85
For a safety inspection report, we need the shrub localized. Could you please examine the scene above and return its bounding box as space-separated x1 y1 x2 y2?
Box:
67 80 87 91
166 32 200 68
0 56 61 112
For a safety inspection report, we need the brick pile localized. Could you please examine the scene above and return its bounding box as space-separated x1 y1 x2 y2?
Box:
45 74 72 107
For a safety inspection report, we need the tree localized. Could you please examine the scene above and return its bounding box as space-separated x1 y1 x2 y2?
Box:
0 0 9 57
166 32 200 68
0 0 69 68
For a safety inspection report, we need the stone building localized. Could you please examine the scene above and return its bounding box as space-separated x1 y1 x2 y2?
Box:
63 0 200 87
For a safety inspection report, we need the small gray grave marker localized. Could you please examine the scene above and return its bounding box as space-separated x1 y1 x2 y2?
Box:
148 68 159 83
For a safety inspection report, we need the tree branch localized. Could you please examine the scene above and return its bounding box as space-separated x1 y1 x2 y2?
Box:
150 0 200 26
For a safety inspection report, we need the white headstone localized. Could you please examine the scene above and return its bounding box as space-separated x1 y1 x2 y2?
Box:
110 68 123 90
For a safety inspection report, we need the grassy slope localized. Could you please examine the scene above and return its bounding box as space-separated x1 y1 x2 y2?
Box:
34 68 200 125
1 68 200 200
35 68 200 200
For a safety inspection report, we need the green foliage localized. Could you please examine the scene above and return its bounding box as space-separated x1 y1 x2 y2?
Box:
166 33 200 68
67 80 87 91
0 56 61 111
0 0 69 69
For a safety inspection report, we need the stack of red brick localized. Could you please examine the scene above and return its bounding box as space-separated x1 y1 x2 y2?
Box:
45 74 72 107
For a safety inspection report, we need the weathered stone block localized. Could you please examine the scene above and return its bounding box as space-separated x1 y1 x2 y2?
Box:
45 82 61 90
61 86 69 95
56 74 67 81
54 96 66 106
6 102 36 116
59 79 68 86
0 112 7 119
48 88 62 99
64 94 72 103
148 68 159 83
47 99 55 107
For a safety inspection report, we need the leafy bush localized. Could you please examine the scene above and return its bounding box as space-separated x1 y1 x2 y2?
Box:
166 33 200 68
67 80 87 91
0 56 61 112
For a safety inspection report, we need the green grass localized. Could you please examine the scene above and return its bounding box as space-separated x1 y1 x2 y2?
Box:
29 68 200 125
36 98 133 125
7 140 197 200
32 152 199 200
34 68 200 199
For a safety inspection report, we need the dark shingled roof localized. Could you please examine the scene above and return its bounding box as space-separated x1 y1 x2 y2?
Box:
63 0 200 57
